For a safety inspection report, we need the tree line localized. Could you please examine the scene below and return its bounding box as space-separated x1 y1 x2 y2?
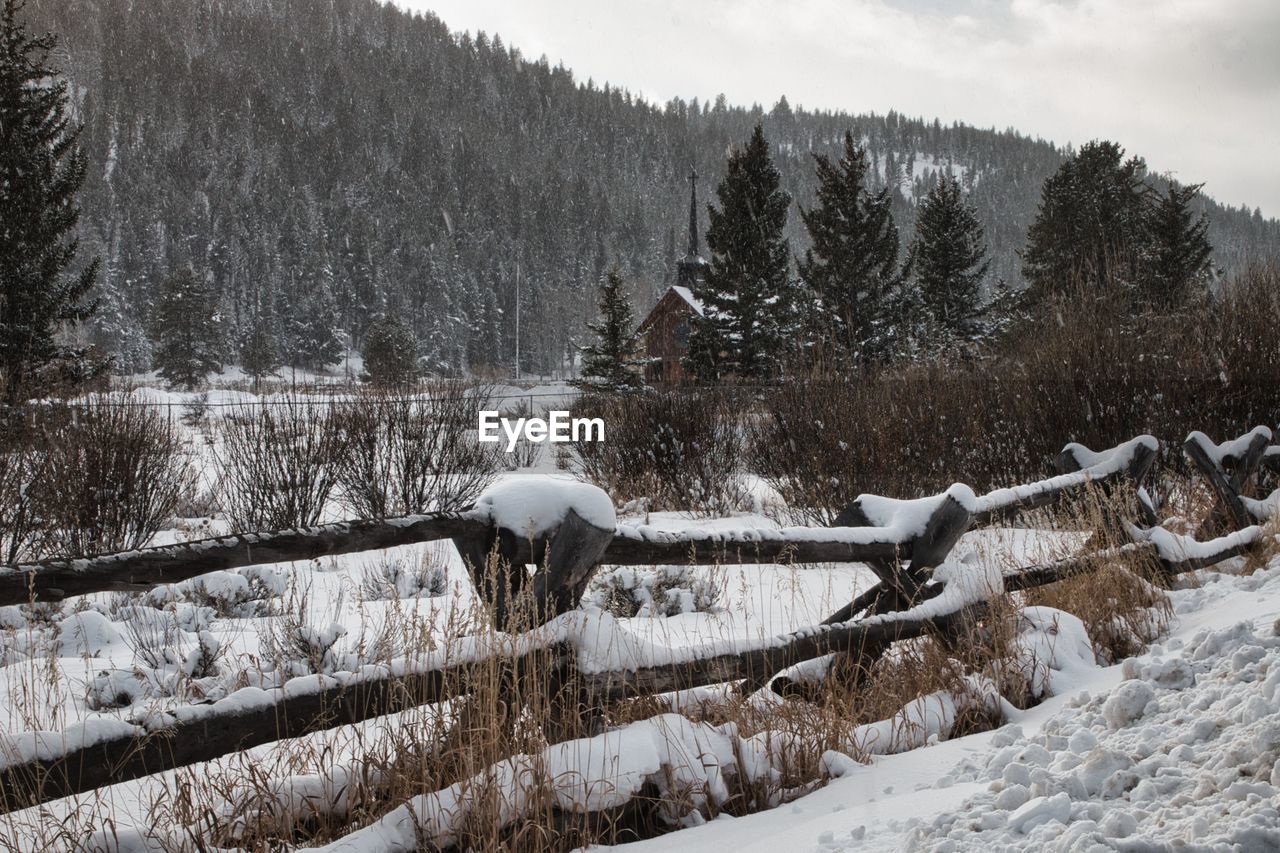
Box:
578 127 1217 389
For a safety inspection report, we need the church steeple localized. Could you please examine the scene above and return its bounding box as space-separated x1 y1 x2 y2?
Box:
686 169 700 256
676 167 708 288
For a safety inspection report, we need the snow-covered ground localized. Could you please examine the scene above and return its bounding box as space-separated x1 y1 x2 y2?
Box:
610 553 1280 853
1 397 1276 850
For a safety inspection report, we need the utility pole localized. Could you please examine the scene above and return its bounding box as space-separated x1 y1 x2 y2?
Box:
514 261 521 381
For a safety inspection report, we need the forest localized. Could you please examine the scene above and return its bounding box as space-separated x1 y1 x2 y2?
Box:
24 0 1280 379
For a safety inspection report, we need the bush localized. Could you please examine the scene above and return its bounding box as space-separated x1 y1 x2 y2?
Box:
334 383 502 517
574 390 746 516
749 262 1280 523
16 398 197 558
0 432 49 563
216 394 348 531
584 565 723 617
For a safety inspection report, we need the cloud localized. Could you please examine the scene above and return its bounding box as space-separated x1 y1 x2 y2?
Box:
396 0 1280 215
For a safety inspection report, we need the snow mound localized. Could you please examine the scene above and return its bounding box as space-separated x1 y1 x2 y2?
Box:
904 619 1280 850
476 476 616 537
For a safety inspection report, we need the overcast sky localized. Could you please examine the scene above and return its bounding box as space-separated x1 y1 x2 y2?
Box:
394 0 1279 218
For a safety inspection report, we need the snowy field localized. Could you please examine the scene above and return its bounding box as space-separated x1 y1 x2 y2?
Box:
0 393 1277 851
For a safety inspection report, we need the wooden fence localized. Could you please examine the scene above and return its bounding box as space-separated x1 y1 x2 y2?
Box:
0 427 1276 812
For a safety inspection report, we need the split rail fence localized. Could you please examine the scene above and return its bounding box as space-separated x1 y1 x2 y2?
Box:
0 426 1277 811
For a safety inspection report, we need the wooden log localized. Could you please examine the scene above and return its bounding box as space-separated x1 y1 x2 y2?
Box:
600 532 907 568
529 509 616 624
1184 431 1268 533
1223 435 1273 492
749 495 971 699
585 602 986 704
0 513 487 607
0 641 564 814
1054 438 1159 530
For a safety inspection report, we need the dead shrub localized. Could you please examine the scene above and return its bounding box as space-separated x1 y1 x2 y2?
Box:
574 389 746 516
1023 551 1170 665
334 383 502 517
216 393 348 531
0 431 50 563
35 398 197 557
749 262 1280 524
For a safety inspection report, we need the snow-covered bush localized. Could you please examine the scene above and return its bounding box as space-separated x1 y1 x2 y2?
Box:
584 565 723 618
260 584 348 677
358 551 449 601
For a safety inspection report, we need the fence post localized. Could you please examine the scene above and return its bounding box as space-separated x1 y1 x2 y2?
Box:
768 491 973 699
1184 428 1271 535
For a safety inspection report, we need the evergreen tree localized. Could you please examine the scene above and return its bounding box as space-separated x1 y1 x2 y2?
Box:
686 125 794 381
149 268 225 390
907 175 990 348
1022 140 1151 300
798 131 902 366
1143 182 1213 309
239 302 281 389
0 0 99 405
362 314 419 387
288 283 344 373
574 268 644 392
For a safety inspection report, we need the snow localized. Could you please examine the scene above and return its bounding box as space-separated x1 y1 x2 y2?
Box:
671 284 706 316
313 713 780 852
854 483 978 534
861 551 1002 627
1244 488 1280 522
605 549 1280 853
475 475 616 536
1186 425 1273 466
1132 523 1261 564
977 435 1158 515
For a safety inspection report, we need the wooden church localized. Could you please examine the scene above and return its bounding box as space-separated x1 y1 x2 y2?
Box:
636 171 709 383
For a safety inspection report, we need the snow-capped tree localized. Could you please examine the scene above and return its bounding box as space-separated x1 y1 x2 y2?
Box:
575 269 644 392
0 0 99 405
362 314 419 387
239 301 281 389
906 175 990 350
149 267 225 390
686 124 794 381
799 131 903 367
287 283 344 374
1022 140 1151 301
1143 182 1213 309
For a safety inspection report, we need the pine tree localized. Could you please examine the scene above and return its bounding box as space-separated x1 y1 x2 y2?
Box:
798 131 902 366
1143 183 1213 309
239 302 281 389
1022 140 1151 300
149 268 225 390
362 314 419 387
0 0 99 405
574 268 644 392
907 175 990 349
288 283 344 373
686 125 794 381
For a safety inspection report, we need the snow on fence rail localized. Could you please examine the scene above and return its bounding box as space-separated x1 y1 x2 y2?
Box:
0 429 1277 815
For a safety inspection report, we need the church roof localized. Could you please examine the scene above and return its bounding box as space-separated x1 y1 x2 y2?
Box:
671 285 705 316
